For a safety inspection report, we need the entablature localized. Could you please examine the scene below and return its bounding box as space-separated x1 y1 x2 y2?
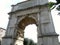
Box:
9 0 48 15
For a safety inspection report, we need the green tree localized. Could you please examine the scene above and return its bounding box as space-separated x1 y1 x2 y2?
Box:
48 1 60 15
24 38 37 45
48 0 60 10
48 2 56 9
56 0 60 4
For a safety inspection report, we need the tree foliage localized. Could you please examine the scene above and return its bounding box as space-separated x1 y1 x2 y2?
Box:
24 38 37 45
56 0 60 4
48 2 55 8
48 0 60 10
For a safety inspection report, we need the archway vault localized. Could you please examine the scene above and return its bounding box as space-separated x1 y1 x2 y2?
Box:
18 16 37 30
16 16 37 38
15 16 37 45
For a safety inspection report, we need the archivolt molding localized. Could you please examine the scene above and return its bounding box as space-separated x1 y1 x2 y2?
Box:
16 14 38 28
14 13 38 39
17 16 37 30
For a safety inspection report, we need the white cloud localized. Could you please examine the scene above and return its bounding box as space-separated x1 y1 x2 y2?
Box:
49 0 56 2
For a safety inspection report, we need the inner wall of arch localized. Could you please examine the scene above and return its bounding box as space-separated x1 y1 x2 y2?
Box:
15 16 38 45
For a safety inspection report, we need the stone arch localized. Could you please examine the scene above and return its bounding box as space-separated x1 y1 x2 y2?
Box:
15 16 37 45
18 16 37 30
17 16 37 37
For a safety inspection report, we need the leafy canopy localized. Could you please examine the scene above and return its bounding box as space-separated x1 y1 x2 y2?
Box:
48 0 60 10
56 0 60 4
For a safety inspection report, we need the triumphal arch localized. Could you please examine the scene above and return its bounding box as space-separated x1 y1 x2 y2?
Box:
1 0 59 45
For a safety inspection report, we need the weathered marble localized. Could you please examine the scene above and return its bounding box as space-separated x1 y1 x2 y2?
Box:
1 0 59 45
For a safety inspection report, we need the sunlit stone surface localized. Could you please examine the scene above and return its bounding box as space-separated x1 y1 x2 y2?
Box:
15 37 24 45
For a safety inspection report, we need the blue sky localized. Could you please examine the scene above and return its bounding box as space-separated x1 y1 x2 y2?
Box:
0 0 60 42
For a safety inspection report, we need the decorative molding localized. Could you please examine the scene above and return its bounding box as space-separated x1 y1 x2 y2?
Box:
2 36 17 39
8 0 48 15
38 33 59 38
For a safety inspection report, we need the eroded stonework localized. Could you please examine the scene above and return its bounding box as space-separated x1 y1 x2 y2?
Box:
1 0 59 45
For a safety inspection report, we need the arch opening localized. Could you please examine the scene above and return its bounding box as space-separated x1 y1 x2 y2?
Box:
24 24 37 43
15 17 37 45
18 16 37 30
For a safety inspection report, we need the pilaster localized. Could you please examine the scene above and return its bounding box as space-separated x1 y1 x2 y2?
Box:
37 5 59 45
